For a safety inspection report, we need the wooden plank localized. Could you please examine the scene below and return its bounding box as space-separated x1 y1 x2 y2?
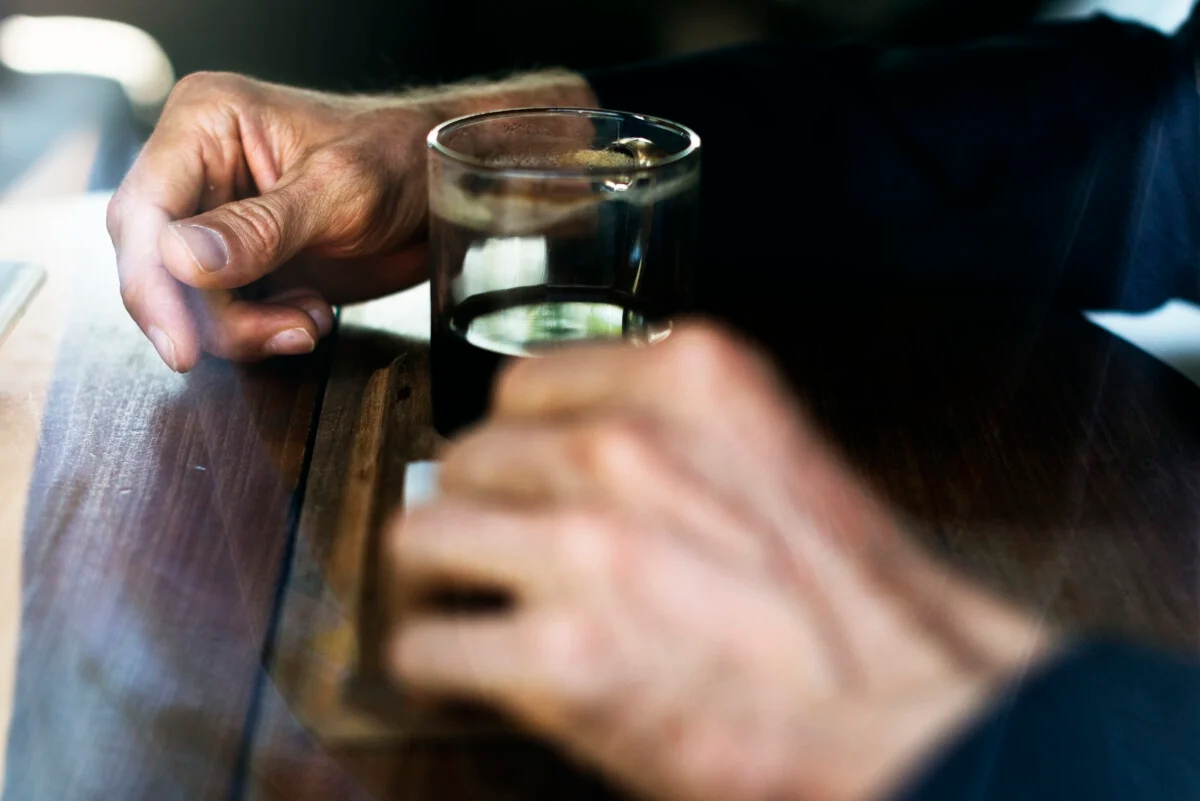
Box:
0 199 78 796
262 298 448 745
0 194 327 800
242 308 415 801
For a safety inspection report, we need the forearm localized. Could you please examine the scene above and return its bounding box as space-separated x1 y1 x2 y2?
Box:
402 68 598 120
333 68 598 127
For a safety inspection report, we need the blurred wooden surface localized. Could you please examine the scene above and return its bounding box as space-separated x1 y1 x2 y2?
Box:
0 199 79 794
0 131 101 790
0 195 326 800
5 195 1200 801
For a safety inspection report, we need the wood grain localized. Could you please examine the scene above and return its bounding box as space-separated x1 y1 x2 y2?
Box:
0 198 80 796
266 334 424 744
247 292 1200 801
0 195 328 801
252 300 472 748
266 338 501 744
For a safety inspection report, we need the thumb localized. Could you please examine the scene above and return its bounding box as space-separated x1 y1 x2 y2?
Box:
158 175 331 290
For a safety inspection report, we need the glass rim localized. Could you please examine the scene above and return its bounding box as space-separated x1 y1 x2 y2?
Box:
426 107 702 178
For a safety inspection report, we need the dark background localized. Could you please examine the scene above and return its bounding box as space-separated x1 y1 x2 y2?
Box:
5 0 1063 91
0 0 1181 195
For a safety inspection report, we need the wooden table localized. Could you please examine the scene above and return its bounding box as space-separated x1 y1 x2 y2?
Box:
3 194 1200 801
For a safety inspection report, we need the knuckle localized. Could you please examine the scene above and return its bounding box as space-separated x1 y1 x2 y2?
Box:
667 322 756 389
199 327 240 361
166 72 205 102
571 418 657 481
170 71 245 102
196 307 256 361
671 322 743 370
232 197 288 256
105 194 127 240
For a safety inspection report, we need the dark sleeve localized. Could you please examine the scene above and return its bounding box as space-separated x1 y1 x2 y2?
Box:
895 641 1200 801
585 21 1200 330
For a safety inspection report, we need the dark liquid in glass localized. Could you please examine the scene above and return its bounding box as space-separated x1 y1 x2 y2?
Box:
428 164 697 438
431 285 663 437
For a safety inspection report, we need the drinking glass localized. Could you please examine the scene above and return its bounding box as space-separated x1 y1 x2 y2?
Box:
427 107 701 436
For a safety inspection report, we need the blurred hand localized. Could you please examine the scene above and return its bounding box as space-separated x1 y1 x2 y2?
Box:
386 323 1053 801
107 71 596 371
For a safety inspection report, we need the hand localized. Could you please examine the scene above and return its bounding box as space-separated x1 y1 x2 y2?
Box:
385 323 1053 801
107 71 596 371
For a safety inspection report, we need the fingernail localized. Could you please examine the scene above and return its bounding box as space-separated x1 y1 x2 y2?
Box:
264 328 316 356
147 325 179 372
170 224 229 273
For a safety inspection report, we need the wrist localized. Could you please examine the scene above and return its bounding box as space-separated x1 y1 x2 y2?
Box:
402 69 599 125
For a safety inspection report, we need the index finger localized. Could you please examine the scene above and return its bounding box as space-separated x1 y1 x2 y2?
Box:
110 198 203 371
110 85 265 366
108 112 211 368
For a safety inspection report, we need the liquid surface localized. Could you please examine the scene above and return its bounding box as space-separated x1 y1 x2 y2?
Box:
432 286 670 436
453 292 669 358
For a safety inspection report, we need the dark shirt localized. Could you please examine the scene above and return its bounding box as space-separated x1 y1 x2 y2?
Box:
590 12 1200 801
588 13 1200 333
898 642 1200 801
